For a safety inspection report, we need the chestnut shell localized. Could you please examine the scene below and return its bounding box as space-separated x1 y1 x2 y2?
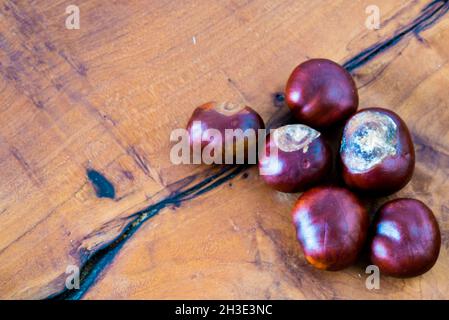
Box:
370 198 441 278
292 186 369 271
186 101 265 163
285 59 358 128
340 107 415 195
259 124 331 193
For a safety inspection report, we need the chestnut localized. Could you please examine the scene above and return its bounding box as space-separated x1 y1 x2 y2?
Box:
340 107 415 195
258 124 331 193
370 198 441 278
285 59 358 128
292 186 369 271
186 101 265 164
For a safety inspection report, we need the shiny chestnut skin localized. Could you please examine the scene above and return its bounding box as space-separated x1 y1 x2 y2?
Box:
370 198 441 278
259 124 331 193
285 59 358 128
186 102 265 163
340 108 415 195
292 186 369 271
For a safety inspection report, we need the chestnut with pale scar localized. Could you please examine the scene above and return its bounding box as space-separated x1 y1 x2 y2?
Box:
340 108 415 195
186 101 265 164
341 111 398 173
273 124 321 153
259 124 331 193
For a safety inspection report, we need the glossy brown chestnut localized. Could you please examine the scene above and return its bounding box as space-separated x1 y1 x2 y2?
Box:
285 59 358 128
370 198 441 278
340 107 415 195
292 186 369 271
258 124 331 193
186 101 265 163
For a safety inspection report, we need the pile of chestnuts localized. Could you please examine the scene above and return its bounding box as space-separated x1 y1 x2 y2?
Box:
185 58 441 278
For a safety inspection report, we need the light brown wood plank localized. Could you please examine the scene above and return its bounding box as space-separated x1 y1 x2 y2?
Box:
0 0 448 299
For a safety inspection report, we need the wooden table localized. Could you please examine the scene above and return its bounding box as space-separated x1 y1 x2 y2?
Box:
0 0 448 299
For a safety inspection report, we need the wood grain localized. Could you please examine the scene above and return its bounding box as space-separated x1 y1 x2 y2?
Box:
0 0 448 299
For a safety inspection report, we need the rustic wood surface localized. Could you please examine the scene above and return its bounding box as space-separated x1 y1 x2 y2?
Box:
0 0 448 299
